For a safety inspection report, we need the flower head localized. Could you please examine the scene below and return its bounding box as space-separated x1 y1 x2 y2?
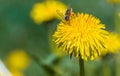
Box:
104 33 120 54
5 49 30 70
53 9 109 60
30 0 66 24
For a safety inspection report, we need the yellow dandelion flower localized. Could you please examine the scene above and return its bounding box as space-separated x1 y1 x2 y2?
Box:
53 9 109 60
30 0 66 24
107 0 120 4
105 33 120 54
5 49 30 70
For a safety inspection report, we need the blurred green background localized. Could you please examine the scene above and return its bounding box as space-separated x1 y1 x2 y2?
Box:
0 0 120 76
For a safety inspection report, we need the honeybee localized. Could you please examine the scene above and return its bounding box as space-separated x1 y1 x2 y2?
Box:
56 7 74 21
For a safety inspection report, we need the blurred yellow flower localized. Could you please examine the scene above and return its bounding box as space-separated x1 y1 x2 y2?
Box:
105 33 120 54
107 0 120 4
30 0 67 24
5 49 30 70
53 9 109 60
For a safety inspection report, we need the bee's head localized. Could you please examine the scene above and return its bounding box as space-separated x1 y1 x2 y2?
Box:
65 8 72 15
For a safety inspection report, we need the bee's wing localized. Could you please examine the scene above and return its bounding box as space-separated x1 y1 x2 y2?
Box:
56 9 64 19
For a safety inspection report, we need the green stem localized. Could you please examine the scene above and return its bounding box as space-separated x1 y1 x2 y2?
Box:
102 60 111 76
79 57 85 76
